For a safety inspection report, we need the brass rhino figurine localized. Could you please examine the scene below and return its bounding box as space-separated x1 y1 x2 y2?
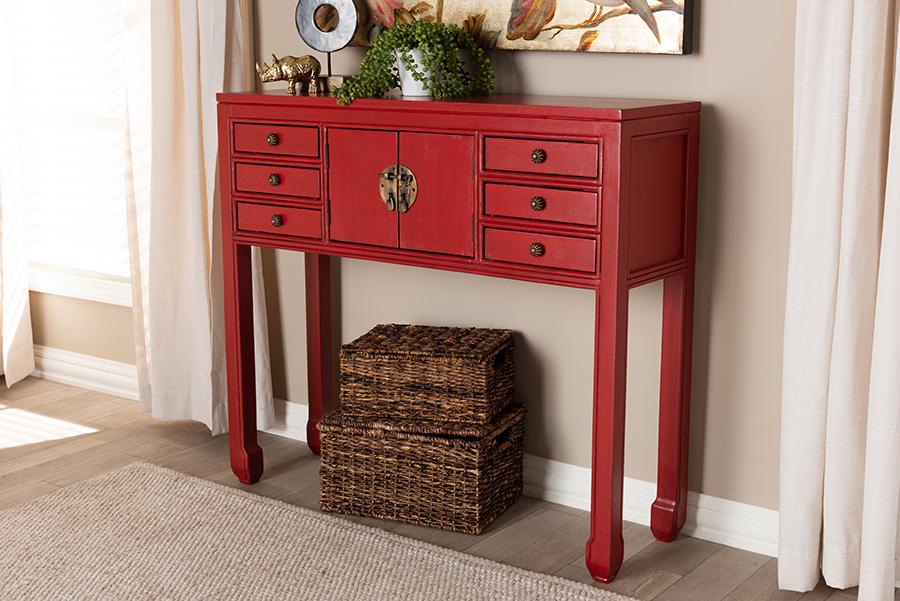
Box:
256 54 321 96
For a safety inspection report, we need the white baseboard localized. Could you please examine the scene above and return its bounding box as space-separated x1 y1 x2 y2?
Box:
523 454 779 557
32 345 139 400
267 395 310 441
266 399 779 558
28 348 779 559
525 455 778 557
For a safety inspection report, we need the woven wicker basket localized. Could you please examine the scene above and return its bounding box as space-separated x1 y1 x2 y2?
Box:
319 404 525 534
340 324 515 428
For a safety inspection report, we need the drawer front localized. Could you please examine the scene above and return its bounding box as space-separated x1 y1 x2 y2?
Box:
484 137 599 178
234 123 319 157
484 183 598 226
483 228 596 273
236 203 321 239
235 163 320 198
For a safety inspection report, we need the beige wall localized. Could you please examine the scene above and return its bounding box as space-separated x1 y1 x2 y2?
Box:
30 0 794 511
256 0 795 510
30 292 135 363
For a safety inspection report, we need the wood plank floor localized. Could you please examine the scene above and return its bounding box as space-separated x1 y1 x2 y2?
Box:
0 378 877 601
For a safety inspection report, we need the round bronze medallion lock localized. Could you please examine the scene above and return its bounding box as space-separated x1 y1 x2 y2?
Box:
530 196 547 211
268 173 281 186
531 148 547 164
378 164 417 213
266 133 280 146
529 242 545 257
271 214 283 227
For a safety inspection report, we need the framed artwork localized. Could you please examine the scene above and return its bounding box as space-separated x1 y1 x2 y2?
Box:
347 0 692 54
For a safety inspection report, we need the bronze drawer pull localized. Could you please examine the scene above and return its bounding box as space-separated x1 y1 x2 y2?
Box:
529 242 545 257
268 173 281 186
271 214 283 227
531 148 547 164
530 196 547 211
266 133 280 146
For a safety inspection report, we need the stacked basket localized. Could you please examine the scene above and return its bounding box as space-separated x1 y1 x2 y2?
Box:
319 324 525 534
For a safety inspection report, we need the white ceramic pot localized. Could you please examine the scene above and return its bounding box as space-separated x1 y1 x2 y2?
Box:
395 49 432 97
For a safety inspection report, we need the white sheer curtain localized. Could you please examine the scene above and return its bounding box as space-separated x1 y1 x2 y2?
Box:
124 0 274 434
780 2 900 600
0 11 36 386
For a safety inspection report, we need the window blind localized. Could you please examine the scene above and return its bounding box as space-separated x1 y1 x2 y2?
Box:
4 2 133 284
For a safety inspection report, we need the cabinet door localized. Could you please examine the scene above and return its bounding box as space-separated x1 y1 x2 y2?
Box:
328 128 398 248
399 133 474 257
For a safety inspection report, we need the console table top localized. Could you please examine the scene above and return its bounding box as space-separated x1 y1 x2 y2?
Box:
217 91 701 122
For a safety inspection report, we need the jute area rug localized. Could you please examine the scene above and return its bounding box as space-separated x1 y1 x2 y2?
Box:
0 463 634 601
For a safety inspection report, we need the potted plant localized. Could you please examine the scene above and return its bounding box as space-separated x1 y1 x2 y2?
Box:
335 20 494 105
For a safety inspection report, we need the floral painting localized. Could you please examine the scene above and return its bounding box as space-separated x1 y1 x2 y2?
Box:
347 0 691 53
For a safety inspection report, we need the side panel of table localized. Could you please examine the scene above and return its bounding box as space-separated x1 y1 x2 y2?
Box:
585 113 701 582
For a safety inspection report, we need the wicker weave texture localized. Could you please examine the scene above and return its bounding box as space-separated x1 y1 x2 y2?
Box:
319 405 525 534
340 324 515 428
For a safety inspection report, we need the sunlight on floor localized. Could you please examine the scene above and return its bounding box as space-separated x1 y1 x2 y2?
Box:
0 404 97 450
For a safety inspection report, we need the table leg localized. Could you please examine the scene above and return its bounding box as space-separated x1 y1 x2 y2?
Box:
304 253 333 455
651 270 694 541
224 243 263 485
585 284 629 583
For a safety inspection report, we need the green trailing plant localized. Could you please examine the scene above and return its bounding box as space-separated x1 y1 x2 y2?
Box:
335 20 494 105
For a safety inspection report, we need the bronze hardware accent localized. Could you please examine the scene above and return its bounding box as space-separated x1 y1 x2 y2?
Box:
531 148 547 164
379 166 397 211
271 214 283 227
379 164 418 213
266 133 280 146
268 173 281 186
530 196 547 211
529 242 545 257
396 166 417 213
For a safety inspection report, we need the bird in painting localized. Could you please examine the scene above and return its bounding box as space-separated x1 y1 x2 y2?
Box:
506 0 660 42
506 0 556 41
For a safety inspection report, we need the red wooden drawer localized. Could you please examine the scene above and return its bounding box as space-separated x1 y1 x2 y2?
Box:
235 163 320 198
236 203 321 239
484 137 599 179
484 183 598 227
483 228 596 273
234 123 319 157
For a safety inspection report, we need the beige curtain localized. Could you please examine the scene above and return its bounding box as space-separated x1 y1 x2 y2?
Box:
0 11 35 387
780 2 900 600
124 0 273 434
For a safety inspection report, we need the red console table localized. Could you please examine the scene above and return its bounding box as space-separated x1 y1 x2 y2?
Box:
217 92 700 583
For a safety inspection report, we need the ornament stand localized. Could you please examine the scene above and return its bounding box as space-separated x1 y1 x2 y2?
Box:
295 0 356 95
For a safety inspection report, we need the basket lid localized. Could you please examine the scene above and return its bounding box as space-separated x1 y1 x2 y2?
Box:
319 404 525 440
342 324 514 362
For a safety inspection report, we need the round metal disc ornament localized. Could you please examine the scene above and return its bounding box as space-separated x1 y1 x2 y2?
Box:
295 0 357 53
